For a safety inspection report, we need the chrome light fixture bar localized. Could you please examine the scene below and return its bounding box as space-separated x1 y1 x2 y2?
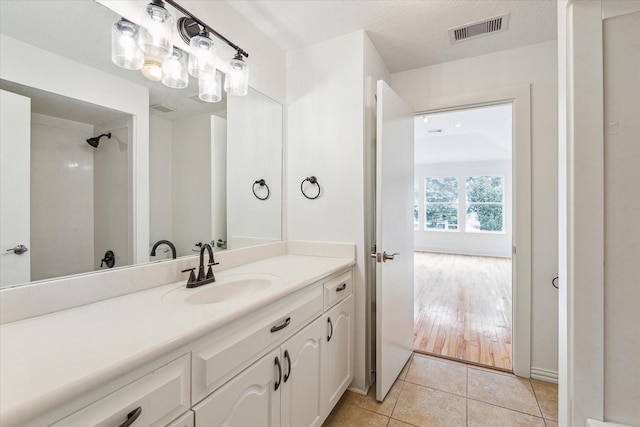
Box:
111 0 249 99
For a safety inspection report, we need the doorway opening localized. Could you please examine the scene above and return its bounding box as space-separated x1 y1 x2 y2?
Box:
412 103 513 371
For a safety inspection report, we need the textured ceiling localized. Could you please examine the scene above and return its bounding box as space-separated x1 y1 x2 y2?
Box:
227 0 557 73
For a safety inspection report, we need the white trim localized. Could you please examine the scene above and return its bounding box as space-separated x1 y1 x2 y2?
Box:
558 1 605 426
531 367 559 384
414 247 510 259
410 85 532 378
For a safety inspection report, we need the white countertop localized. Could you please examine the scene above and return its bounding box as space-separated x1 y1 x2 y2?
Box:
0 253 354 425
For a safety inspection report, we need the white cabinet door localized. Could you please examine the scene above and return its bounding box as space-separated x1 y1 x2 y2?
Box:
193 349 281 427
280 316 324 427
321 294 354 418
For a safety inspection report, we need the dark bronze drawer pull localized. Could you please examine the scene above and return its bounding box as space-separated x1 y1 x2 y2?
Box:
274 356 282 391
270 317 291 333
284 350 291 383
336 283 347 292
118 407 142 427
327 317 333 342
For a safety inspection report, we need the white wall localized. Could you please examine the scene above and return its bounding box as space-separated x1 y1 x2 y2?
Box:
288 30 375 392
415 160 512 257
227 90 282 249
30 114 95 280
603 11 640 426
171 114 212 257
94 117 132 270
211 116 227 249
392 41 559 377
149 115 173 252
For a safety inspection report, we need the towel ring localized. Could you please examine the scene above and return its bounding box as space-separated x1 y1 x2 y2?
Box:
252 179 270 200
301 176 321 200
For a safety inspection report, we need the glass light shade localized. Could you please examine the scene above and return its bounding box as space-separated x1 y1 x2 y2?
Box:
141 58 163 81
224 54 249 96
162 48 188 88
188 33 216 78
111 19 143 70
138 1 173 59
198 71 222 103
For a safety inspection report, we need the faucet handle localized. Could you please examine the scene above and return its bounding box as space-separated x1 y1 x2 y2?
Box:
181 268 197 284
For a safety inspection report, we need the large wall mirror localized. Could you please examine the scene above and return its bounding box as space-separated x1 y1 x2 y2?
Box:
0 0 282 288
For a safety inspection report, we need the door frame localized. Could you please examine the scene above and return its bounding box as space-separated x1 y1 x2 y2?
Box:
411 85 532 377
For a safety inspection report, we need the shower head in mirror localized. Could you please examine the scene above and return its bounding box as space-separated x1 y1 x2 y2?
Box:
86 132 112 148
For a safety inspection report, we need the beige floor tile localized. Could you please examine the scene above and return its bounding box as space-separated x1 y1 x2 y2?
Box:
468 400 546 427
468 368 542 417
545 420 558 427
398 355 412 380
406 354 467 396
388 419 417 427
531 380 558 421
345 379 404 416
321 397 390 427
392 382 466 427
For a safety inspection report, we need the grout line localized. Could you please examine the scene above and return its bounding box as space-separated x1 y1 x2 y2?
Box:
530 378 547 420
466 396 545 419
466 365 469 427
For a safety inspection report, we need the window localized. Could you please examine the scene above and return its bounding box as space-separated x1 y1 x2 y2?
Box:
414 178 419 230
425 177 458 230
465 176 504 232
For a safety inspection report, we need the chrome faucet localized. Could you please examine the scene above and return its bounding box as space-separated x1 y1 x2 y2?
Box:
182 243 219 288
150 239 176 259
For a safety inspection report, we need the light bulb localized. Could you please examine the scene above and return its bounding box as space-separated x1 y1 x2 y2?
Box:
141 58 163 81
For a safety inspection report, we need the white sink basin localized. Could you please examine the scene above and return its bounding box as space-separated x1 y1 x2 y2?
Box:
162 274 281 305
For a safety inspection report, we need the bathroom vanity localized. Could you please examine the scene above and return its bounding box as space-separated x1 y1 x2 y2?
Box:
0 243 355 427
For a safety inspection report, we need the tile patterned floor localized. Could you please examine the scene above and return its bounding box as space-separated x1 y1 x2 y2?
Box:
323 353 558 427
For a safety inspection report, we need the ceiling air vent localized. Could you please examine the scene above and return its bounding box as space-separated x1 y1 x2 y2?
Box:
150 103 176 113
449 13 510 44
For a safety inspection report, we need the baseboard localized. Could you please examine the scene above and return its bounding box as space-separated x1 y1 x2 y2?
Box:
530 367 558 384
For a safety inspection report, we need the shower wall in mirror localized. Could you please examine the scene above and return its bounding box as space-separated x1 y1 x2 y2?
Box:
0 0 283 288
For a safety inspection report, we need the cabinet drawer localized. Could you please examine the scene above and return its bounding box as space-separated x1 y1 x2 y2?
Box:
167 410 194 427
192 284 323 403
323 271 352 310
53 354 190 427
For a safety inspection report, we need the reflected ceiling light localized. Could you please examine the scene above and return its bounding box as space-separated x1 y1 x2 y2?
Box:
199 70 222 103
224 51 249 96
111 18 144 70
138 0 174 59
110 0 249 96
162 47 188 88
422 116 428 123
454 123 462 128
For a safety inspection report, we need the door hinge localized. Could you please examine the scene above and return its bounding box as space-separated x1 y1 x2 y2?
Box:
512 245 517 255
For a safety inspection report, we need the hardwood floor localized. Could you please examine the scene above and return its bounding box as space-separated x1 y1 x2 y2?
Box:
413 252 513 370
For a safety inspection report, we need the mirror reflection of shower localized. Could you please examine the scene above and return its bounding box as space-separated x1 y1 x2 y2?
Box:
86 132 111 148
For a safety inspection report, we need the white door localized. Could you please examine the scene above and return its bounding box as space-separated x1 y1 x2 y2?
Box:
375 80 414 401
0 89 31 287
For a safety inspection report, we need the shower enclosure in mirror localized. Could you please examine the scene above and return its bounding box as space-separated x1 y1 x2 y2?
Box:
0 0 283 288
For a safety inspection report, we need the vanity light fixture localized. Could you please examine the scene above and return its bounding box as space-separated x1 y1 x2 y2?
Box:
188 31 216 78
224 51 249 96
110 0 250 99
161 47 188 88
138 0 174 59
111 18 144 70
